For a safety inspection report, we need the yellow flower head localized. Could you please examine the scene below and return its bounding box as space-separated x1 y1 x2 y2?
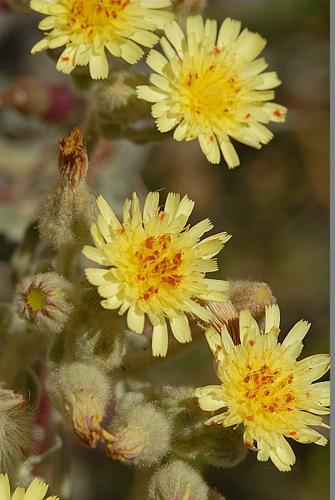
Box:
195 305 330 471
137 16 287 166
30 0 172 79
0 474 58 500
83 192 231 356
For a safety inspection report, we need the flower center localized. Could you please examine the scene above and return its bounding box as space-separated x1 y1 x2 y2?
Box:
134 234 184 302
241 363 296 421
26 287 47 313
174 49 242 129
67 0 130 30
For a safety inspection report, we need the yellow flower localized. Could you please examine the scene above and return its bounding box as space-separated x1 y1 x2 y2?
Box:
0 474 58 500
30 0 172 79
83 192 230 356
195 305 330 471
137 16 287 166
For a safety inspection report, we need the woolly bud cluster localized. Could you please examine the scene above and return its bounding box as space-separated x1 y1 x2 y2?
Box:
109 401 172 466
37 128 96 249
14 272 73 334
0 388 33 474
48 362 110 448
148 460 209 500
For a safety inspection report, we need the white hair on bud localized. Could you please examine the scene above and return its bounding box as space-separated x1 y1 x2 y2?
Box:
109 402 172 467
14 272 73 334
74 330 127 373
48 362 110 448
148 460 209 500
0 389 33 474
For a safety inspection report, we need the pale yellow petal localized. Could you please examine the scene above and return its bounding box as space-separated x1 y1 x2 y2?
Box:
169 313 191 343
127 305 145 334
0 474 10 500
24 479 48 500
151 319 168 357
265 304 280 332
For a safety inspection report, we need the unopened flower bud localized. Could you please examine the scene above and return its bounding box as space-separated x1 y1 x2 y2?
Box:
14 272 73 334
0 388 33 474
75 330 127 373
48 362 110 448
108 403 171 466
172 0 208 25
148 460 209 500
95 72 150 127
37 128 96 249
228 280 276 322
196 425 247 469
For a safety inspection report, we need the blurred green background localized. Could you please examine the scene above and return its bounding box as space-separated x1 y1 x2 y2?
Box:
0 0 329 499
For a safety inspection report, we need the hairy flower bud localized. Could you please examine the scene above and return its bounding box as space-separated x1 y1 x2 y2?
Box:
228 280 276 321
74 330 127 373
95 72 150 125
37 128 96 249
48 362 110 448
159 386 246 468
14 272 73 334
196 425 247 469
148 460 209 500
108 403 171 466
172 0 208 24
0 389 33 474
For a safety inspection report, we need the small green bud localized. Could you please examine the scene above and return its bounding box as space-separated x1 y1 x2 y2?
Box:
74 330 127 373
14 272 73 334
48 362 110 448
95 72 150 128
148 460 209 500
195 424 247 469
109 403 172 466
